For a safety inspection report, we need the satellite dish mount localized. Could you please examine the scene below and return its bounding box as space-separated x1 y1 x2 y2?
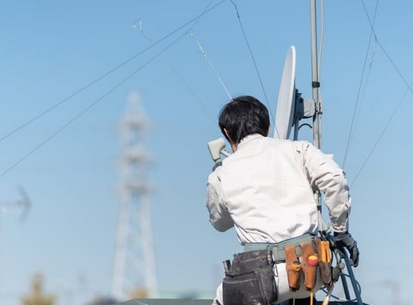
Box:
274 46 314 140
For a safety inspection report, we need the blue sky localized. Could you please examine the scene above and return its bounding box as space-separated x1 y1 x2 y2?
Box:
0 1 412 304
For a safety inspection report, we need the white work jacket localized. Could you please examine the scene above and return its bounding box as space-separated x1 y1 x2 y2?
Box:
206 134 351 245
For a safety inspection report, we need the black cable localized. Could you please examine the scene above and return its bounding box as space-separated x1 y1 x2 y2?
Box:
342 0 379 169
350 83 411 188
361 0 413 95
229 1 272 121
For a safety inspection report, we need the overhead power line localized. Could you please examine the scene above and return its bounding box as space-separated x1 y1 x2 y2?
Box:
0 0 228 145
342 0 379 169
229 0 272 120
0 30 189 179
134 0 216 122
348 0 413 187
0 0 228 178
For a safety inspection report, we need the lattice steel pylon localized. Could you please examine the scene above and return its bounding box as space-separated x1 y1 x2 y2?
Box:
111 91 158 301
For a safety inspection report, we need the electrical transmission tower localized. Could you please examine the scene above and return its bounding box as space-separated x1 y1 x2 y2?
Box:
111 91 158 301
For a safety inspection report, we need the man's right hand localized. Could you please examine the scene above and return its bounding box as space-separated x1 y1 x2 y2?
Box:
212 161 222 172
333 231 360 267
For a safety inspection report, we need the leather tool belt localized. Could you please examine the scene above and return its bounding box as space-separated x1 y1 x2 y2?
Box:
243 234 332 291
243 234 316 262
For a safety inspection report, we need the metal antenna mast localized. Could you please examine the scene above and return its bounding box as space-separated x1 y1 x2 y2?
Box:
111 91 158 301
310 2 363 304
310 0 322 150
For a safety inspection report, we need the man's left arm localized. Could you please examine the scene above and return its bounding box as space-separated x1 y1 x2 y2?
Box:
302 142 350 232
302 142 359 266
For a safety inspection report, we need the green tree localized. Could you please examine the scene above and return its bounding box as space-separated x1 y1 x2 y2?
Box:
21 273 56 305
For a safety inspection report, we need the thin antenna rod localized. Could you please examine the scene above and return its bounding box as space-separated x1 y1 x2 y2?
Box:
310 0 321 149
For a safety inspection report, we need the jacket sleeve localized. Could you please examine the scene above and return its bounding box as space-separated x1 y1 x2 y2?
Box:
206 170 234 232
301 142 351 233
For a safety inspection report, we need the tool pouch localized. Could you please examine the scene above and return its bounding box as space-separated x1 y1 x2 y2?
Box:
318 261 331 286
314 239 332 287
284 245 301 291
223 250 277 305
299 241 317 290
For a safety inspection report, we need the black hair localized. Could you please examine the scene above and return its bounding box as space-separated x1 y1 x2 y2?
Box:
218 95 270 144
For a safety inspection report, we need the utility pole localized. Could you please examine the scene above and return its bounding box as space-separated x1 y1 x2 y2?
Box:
111 91 158 301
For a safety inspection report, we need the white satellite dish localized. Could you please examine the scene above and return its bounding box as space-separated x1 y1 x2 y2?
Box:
274 46 296 139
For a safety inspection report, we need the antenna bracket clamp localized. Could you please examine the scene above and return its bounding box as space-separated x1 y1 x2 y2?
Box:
312 81 320 88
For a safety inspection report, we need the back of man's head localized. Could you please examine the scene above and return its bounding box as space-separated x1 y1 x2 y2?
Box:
219 95 270 144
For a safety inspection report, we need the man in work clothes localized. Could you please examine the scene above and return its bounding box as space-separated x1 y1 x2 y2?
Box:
206 96 359 305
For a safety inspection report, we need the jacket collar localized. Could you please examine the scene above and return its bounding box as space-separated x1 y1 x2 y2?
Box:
237 134 264 150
